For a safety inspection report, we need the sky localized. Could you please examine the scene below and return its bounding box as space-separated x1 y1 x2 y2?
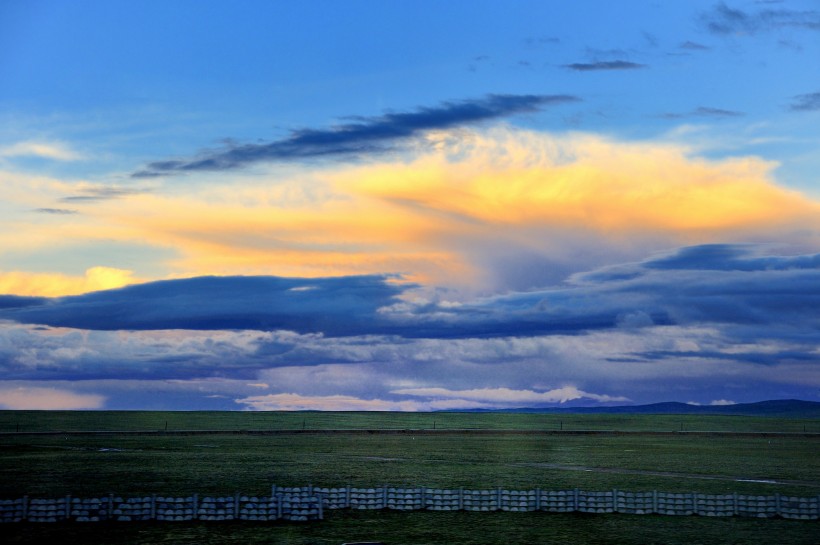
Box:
0 0 818 411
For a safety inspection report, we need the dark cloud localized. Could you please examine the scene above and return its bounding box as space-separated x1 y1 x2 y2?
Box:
642 31 659 48
0 295 48 308
1 244 818 408
680 40 711 50
660 106 744 119
563 60 646 71
699 2 820 35
2 245 818 350
0 275 408 336
789 91 820 111
132 94 580 177
641 244 820 271
524 36 560 47
33 208 78 215
61 186 147 202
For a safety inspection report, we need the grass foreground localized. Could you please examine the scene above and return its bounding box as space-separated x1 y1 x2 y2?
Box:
2 411 818 544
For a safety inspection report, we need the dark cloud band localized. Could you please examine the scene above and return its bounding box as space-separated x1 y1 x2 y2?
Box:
790 91 820 112
1 245 818 345
132 94 580 177
699 2 820 35
563 61 646 71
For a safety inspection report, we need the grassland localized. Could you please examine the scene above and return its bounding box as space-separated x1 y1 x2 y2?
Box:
2 409 819 433
2 411 818 544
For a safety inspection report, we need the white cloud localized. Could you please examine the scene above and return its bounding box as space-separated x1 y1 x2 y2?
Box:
237 392 434 411
0 141 83 161
391 386 629 405
0 385 105 409
709 399 736 406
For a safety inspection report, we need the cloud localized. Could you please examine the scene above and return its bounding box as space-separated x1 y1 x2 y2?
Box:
699 2 820 35
0 141 83 161
710 399 736 406
0 385 104 409
61 186 148 202
234 392 471 411
6 127 817 298
680 40 711 51
131 94 580 176
391 386 629 405
0 274 407 334
661 107 744 119
1 245 818 353
33 208 78 215
0 267 138 298
789 91 820 112
563 60 646 71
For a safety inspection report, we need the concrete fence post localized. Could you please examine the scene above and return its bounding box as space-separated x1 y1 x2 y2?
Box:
192 493 198 518
276 493 283 519
689 493 695 514
775 493 781 517
421 487 426 509
652 490 657 514
346 485 351 509
151 494 156 520
65 495 71 520
108 493 114 520
458 488 464 511
812 494 820 519
383 485 388 509
733 492 738 516
612 489 618 513
317 494 323 520
22 495 28 521
573 488 579 512
497 487 502 510
234 493 239 519
535 488 541 511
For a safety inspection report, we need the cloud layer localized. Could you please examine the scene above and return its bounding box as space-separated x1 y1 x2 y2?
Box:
0 244 817 410
132 94 579 177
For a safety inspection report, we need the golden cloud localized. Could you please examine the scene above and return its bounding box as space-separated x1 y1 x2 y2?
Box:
3 128 819 296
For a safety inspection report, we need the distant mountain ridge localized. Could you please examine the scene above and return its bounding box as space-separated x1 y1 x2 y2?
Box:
439 399 820 418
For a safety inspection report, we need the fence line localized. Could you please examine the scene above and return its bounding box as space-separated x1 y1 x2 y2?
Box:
290 485 818 520
2 486 818 523
0 492 322 523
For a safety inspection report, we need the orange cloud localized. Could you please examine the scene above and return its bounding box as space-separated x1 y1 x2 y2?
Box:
346 129 818 233
0 267 138 297
4 128 818 296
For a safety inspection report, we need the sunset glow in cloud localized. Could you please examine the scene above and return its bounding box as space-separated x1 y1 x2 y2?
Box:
1 1 818 410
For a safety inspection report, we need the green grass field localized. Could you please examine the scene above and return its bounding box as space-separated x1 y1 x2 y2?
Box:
2 409 819 433
2 411 818 544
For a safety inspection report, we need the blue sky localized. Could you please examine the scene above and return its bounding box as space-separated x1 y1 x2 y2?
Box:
0 0 818 410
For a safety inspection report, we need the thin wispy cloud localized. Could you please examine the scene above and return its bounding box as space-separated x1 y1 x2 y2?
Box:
132 94 580 177
699 2 820 35
680 40 711 51
33 208 78 215
660 106 744 119
61 186 148 202
789 91 820 112
0 141 83 161
563 60 646 71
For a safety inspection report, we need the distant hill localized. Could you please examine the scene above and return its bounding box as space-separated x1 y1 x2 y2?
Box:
439 399 820 418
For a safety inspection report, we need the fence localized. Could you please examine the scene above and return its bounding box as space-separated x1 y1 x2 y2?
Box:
296 486 818 520
0 492 322 523
2 486 818 523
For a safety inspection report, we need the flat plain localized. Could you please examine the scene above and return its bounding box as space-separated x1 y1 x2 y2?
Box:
1 411 818 544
